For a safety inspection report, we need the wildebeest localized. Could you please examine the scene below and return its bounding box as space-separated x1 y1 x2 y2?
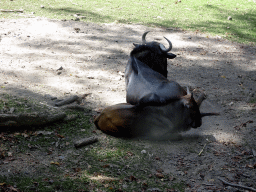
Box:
94 32 218 140
125 31 185 106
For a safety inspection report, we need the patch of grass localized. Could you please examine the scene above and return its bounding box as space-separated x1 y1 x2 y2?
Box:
0 175 88 192
249 98 256 103
0 95 186 191
0 0 255 45
0 93 49 113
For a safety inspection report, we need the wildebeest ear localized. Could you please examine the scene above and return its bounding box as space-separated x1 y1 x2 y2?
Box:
181 94 192 108
166 53 176 59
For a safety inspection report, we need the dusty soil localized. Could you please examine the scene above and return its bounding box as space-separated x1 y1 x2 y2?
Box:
0 17 256 191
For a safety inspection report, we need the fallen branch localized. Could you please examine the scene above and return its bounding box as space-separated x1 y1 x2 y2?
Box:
0 9 23 13
55 95 79 107
63 114 78 121
74 136 98 148
61 104 91 112
0 112 66 127
198 143 207 156
218 177 256 192
252 149 256 157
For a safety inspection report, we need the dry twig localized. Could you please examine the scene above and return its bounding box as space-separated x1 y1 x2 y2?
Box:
218 177 256 192
198 144 207 156
55 95 79 106
0 9 23 13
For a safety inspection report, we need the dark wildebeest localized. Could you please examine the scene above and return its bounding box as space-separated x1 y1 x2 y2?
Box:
94 32 218 140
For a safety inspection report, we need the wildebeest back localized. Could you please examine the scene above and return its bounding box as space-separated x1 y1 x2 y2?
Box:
125 56 186 106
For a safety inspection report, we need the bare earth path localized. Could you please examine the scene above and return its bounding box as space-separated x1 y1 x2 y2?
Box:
0 17 256 191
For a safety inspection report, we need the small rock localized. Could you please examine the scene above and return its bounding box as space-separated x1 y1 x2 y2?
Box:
228 102 234 106
74 18 80 21
37 131 53 135
77 16 86 19
147 188 162 192
7 152 13 157
58 156 65 160
40 5 44 8
9 107 15 113
141 150 147 154
57 66 63 70
228 16 232 20
57 71 62 75
74 28 80 33
177 171 185 176
48 179 54 184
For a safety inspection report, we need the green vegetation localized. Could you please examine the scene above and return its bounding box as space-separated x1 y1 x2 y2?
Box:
0 95 184 191
0 0 255 45
250 98 256 103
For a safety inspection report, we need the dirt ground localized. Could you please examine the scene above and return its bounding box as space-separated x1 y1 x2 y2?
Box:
0 17 256 191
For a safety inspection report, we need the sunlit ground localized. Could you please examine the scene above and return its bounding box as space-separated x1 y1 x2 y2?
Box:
0 18 255 144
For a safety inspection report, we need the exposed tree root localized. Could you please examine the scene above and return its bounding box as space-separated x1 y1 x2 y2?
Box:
0 112 66 127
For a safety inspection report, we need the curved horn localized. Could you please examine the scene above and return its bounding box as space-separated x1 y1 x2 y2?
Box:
160 36 173 52
201 112 220 117
186 87 191 95
196 93 206 107
142 31 150 44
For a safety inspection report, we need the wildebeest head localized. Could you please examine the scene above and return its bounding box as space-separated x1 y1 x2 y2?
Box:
131 31 176 78
181 89 219 129
181 89 203 129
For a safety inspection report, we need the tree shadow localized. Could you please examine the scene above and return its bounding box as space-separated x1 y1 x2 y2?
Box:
0 17 255 142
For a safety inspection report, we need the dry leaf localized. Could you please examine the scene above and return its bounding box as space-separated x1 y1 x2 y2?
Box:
246 163 256 169
56 134 65 138
129 175 137 181
50 161 60 166
7 152 12 157
126 151 134 156
155 172 164 178
73 167 81 172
